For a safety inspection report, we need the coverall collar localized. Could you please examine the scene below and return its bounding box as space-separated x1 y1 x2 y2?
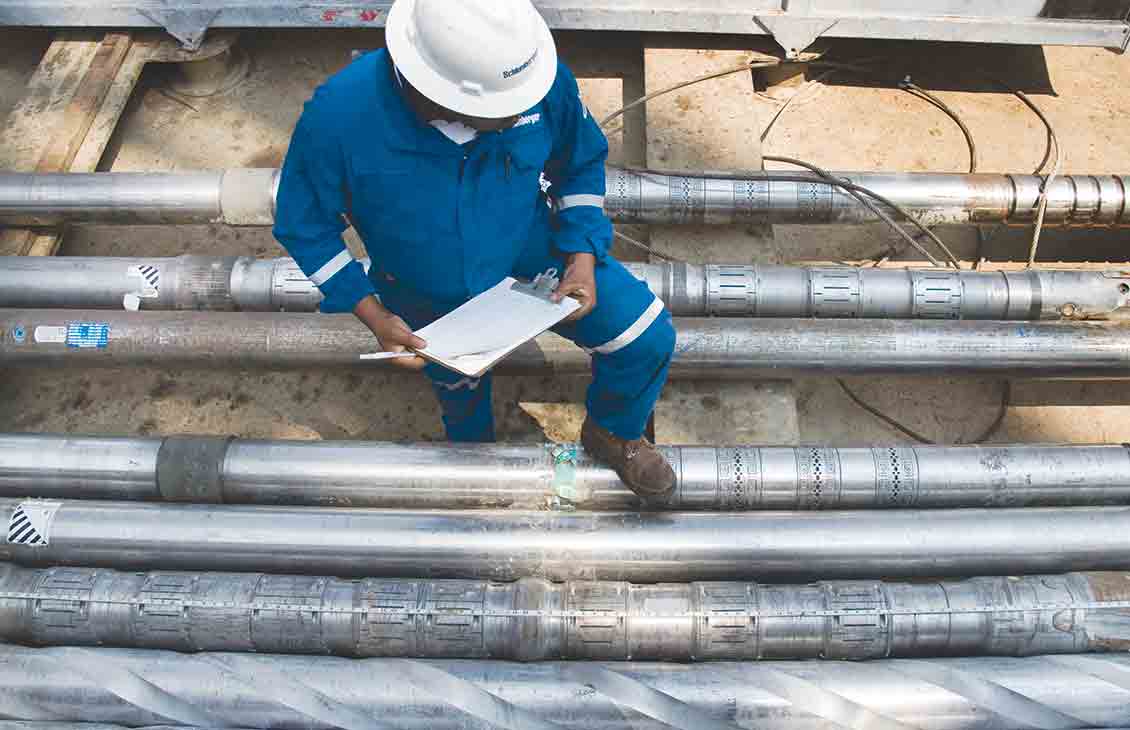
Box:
378 53 476 158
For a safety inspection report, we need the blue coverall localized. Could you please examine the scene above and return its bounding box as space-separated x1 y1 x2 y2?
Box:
274 50 675 443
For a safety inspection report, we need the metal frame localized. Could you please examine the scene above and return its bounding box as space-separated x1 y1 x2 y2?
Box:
0 1 1127 52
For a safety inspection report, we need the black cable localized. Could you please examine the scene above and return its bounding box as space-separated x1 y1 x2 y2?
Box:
889 80 980 263
987 77 1057 176
759 67 978 263
762 154 964 269
998 83 1062 267
609 63 1012 446
613 230 680 263
899 77 978 174
810 77 1011 445
617 163 961 267
837 379 1011 445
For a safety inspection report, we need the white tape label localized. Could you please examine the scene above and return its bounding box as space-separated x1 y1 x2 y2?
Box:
7 501 61 547
33 325 67 344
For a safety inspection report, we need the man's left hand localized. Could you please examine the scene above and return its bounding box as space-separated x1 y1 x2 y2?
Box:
552 252 597 322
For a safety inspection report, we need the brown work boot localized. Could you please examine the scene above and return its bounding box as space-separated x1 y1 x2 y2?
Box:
581 416 676 503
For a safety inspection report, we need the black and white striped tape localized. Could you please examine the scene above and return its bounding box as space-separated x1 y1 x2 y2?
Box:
136 265 160 289
6 501 61 546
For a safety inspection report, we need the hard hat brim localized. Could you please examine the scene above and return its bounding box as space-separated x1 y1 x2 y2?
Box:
386 0 559 119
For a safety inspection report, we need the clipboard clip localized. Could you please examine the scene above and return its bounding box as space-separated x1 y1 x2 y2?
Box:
511 268 560 302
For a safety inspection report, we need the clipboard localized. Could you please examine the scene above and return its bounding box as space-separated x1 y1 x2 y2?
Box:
360 270 580 378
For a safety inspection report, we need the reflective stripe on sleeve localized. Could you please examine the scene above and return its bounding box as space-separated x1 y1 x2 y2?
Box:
308 250 354 287
557 194 605 211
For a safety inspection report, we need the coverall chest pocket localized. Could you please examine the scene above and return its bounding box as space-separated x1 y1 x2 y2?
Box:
501 129 552 210
350 154 422 233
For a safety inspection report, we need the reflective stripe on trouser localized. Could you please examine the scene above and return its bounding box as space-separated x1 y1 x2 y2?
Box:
579 304 674 440
378 257 675 442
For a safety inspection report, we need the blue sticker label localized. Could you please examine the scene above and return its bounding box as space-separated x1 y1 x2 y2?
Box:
66 322 110 349
11 326 25 344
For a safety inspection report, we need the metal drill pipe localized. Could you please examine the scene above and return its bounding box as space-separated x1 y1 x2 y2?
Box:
2 309 1130 379
61 728 1068 730
0 169 276 226
4 255 1129 320
3 168 1130 227
5 434 1130 511
2 563 1128 661
0 726 211 730
608 168 1130 227
12 728 1122 730
622 262 1130 320
0 255 322 312
3 645 1130 730
3 499 1130 581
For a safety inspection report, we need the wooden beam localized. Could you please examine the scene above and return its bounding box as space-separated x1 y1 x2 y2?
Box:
36 32 133 173
0 32 134 257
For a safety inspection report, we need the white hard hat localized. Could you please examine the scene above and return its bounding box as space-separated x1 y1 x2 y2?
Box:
386 0 558 119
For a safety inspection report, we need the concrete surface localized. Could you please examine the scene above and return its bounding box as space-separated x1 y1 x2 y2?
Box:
642 47 800 446
1 30 1130 448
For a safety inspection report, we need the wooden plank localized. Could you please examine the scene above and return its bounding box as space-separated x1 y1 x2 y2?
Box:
24 38 151 258
69 39 153 172
24 33 134 257
0 32 134 257
0 34 103 257
0 230 35 259
0 32 103 170
34 32 133 173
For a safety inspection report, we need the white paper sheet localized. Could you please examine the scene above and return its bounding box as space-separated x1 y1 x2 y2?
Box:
357 276 580 377
415 277 579 376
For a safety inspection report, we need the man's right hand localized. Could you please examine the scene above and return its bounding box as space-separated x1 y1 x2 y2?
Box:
354 296 428 370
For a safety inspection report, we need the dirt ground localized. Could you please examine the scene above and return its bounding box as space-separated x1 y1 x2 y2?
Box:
1 28 1129 446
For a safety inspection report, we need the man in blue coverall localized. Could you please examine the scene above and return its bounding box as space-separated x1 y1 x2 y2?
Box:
274 0 677 500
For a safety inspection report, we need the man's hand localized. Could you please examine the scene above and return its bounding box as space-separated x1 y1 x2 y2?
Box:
552 252 597 322
354 296 428 370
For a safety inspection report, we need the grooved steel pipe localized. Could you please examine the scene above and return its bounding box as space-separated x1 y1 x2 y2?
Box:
1 309 1129 379
5 434 1130 511
3 499 1130 581
3 645 1130 729
623 262 1130 320
0 255 324 312
2 563 1128 661
4 255 1129 320
608 168 1130 227
3 168 1130 227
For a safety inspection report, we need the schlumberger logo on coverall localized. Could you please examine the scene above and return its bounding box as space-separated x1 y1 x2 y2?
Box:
503 50 537 79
